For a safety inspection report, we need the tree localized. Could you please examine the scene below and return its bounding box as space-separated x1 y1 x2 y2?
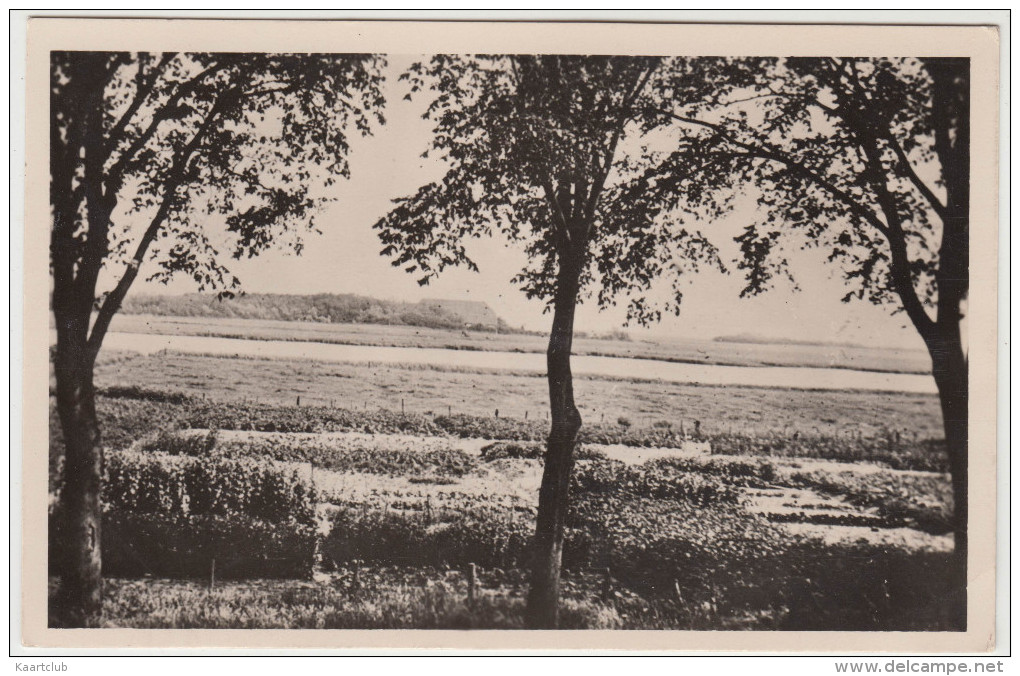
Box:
50 51 384 626
630 56 970 627
374 55 732 627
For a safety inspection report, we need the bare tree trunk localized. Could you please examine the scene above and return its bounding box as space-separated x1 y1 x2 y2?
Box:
52 336 104 627
926 321 968 630
526 248 583 629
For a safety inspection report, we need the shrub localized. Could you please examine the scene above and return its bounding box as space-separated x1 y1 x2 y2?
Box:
104 450 317 525
707 431 947 473
49 510 317 579
322 501 533 570
144 432 479 479
788 469 953 534
646 456 777 487
571 457 741 507
480 441 604 462
480 441 543 460
99 385 196 405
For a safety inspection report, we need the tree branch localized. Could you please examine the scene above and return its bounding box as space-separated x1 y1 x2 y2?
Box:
87 86 242 359
859 134 936 336
644 107 891 237
882 130 948 221
103 52 177 164
104 61 229 195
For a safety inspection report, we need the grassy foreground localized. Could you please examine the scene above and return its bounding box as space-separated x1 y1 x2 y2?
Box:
48 350 954 631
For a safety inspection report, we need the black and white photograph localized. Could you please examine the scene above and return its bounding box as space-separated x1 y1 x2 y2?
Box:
16 15 1003 653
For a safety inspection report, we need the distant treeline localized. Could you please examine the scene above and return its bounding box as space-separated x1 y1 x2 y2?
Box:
713 333 868 349
122 293 517 333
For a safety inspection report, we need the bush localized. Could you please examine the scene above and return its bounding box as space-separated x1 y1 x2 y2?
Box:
49 510 318 579
647 456 777 488
707 431 947 473
51 449 319 580
104 450 317 525
322 501 534 570
480 441 604 462
144 431 479 479
788 469 953 534
480 441 543 460
571 457 742 507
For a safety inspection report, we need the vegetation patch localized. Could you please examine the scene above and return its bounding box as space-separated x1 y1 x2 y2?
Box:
142 430 479 479
787 469 953 535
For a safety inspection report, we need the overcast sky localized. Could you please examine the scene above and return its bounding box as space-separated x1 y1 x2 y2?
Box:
136 56 927 351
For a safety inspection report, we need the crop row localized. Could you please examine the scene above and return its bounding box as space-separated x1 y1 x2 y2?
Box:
50 449 319 580
68 387 947 473
141 430 479 479
787 469 953 535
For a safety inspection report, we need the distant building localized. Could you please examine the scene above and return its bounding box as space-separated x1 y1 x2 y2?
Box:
419 298 500 331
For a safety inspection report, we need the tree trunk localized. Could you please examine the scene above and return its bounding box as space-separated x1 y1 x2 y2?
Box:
526 247 584 629
926 321 968 630
52 339 104 628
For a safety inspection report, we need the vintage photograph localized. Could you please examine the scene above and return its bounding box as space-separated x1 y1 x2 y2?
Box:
22 17 1000 649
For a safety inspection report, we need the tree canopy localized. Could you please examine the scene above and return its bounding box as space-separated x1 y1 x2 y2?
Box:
51 51 385 360
374 55 738 326
622 57 963 332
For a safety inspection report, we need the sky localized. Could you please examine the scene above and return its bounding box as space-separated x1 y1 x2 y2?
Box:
135 56 928 351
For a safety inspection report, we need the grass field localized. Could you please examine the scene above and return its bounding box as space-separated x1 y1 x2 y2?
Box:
90 350 944 438
49 346 953 630
105 313 933 375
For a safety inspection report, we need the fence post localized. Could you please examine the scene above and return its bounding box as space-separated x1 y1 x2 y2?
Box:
495 409 499 418
467 563 477 605
601 566 611 602
524 411 528 421
448 405 452 416
296 396 301 407
210 557 216 589
401 398 405 415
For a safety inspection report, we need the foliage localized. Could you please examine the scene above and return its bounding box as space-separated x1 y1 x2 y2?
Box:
708 430 947 472
376 55 729 323
625 57 962 316
323 499 534 570
50 447 319 580
49 510 319 580
788 469 953 535
480 440 544 460
641 455 776 488
91 571 636 629
480 440 605 461
49 393 187 493
121 292 516 333
52 52 385 312
143 430 479 478
50 392 945 478
103 449 318 524
778 540 956 631
570 457 742 507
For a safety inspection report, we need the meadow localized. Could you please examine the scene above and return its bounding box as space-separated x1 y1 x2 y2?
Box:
48 347 955 630
104 313 933 375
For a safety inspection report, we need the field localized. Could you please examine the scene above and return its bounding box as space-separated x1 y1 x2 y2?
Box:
104 313 933 375
48 347 954 630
